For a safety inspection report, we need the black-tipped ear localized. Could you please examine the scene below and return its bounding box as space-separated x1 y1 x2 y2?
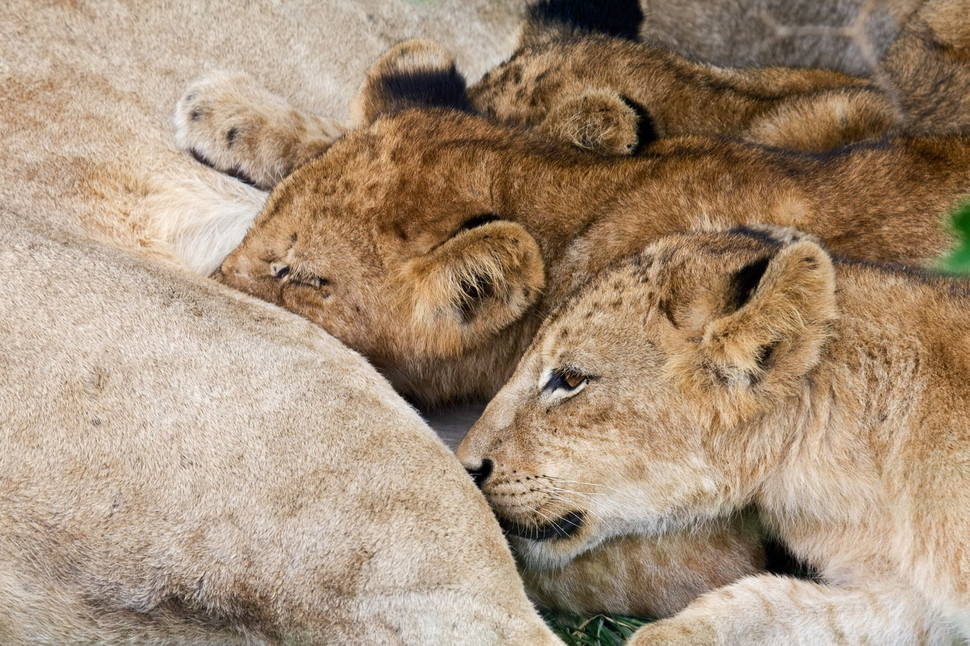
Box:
399 221 545 359
727 256 771 313
522 0 644 46
354 40 472 125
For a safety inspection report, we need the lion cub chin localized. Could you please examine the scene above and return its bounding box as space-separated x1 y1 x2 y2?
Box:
458 224 970 644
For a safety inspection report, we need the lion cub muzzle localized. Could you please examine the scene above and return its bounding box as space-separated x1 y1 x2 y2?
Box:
464 457 587 542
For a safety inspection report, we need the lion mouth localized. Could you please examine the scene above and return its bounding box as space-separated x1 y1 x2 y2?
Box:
498 510 585 541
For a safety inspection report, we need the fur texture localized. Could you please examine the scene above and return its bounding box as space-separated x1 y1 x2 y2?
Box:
459 225 970 643
0 214 561 644
0 1 570 642
174 10 970 616
200 94 968 406
0 0 522 275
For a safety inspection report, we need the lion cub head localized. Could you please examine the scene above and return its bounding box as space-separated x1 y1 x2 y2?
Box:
457 226 836 568
215 41 550 403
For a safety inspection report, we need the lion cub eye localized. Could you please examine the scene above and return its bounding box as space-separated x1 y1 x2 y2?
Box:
543 367 588 394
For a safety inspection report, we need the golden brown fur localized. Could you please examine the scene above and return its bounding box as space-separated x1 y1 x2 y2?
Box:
186 63 970 619
167 0 970 621
470 36 891 154
207 104 969 406
474 0 970 155
458 225 970 643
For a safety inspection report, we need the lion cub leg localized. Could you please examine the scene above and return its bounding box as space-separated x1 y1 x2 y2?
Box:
743 87 899 152
628 575 951 645
174 71 344 190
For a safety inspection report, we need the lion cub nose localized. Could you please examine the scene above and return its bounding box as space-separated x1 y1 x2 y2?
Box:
465 459 494 488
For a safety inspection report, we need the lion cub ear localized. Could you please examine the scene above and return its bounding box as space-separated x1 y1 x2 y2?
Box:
692 238 837 394
519 0 644 49
540 89 653 155
352 39 472 126
398 220 545 359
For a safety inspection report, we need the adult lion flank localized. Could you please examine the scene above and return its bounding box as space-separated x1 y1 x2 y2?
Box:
459 225 970 644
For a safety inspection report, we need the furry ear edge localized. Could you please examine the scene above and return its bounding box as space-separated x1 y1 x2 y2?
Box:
697 239 837 391
518 0 645 49
352 39 472 126
397 221 546 359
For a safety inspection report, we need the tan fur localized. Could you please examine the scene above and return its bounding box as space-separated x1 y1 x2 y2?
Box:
180 31 970 617
476 0 970 155
0 214 562 645
471 36 892 154
206 104 968 406
1 1 574 642
0 0 522 275
458 225 970 643
225 1 968 167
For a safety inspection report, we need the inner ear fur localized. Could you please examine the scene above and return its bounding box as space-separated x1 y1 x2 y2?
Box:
398 221 545 359
352 39 472 126
696 240 837 391
540 88 646 155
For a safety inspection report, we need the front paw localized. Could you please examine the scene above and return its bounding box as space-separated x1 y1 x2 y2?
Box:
627 618 717 646
174 71 337 190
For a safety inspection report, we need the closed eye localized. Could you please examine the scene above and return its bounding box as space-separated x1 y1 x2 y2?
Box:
275 264 330 289
543 367 588 394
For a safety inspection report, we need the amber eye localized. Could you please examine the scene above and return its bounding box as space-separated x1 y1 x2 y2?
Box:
543 367 587 393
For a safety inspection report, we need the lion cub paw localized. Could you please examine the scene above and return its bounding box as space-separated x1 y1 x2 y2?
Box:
174 71 343 190
540 88 645 155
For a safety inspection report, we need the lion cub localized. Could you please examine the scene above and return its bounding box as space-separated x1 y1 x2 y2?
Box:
458 225 970 643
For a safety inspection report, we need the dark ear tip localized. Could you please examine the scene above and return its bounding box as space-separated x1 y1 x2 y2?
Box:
728 256 772 313
368 65 471 116
525 0 645 41
357 40 471 123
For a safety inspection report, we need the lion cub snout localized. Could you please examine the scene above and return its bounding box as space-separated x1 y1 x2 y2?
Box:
464 458 493 489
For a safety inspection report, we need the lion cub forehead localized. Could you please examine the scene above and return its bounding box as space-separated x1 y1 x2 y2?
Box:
537 255 660 357
536 226 801 358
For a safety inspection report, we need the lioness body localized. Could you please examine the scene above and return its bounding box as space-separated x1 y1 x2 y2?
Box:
0 215 562 645
638 0 921 75
458 226 970 643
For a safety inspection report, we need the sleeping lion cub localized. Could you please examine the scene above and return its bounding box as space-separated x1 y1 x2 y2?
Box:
458 225 970 644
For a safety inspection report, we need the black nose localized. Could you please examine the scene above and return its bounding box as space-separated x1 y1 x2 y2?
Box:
465 459 493 488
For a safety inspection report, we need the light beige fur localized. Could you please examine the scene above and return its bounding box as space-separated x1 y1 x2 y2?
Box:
0 213 562 644
0 0 521 275
459 225 970 643
0 1 572 642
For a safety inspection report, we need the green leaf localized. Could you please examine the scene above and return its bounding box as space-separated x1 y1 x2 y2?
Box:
936 200 970 274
